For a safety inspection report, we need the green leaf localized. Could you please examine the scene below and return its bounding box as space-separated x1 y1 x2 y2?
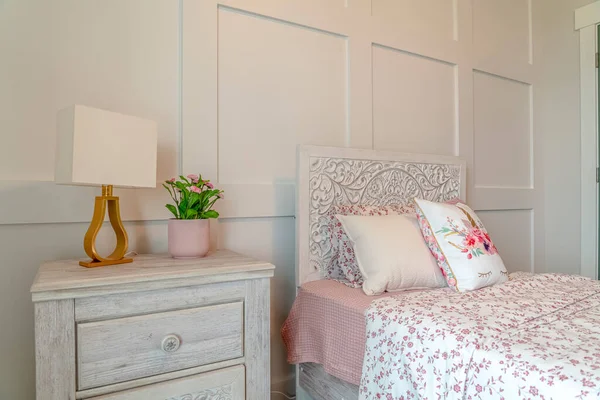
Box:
188 192 200 209
201 210 219 219
165 204 179 218
185 209 198 219
175 181 188 191
178 195 188 216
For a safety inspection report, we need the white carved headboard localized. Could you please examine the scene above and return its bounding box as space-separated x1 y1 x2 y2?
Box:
296 145 467 286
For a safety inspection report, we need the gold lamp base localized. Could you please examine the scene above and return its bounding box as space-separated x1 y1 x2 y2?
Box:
80 185 133 268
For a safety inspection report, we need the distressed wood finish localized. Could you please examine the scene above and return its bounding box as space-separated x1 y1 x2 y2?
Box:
244 277 271 399
31 249 273 301
75 280 245 321
34 270 274 303
76 358 244 399
87 365 245 400
77 302 244 390
299 363 358 400
32 251 274 399
296 145 467 286
34 300 76 400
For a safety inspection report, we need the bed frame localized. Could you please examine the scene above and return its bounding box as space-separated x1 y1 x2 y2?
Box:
295 145 466 400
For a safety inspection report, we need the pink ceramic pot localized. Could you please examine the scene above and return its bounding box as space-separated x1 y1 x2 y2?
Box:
168 219 210 259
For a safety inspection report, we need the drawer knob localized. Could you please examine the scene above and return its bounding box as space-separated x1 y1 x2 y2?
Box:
161 334 181 353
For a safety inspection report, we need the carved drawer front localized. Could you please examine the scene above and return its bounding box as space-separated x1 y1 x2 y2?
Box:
77 302 244 390
88 365 245 399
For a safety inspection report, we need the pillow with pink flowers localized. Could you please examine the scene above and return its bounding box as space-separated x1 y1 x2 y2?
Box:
326 200 462 287
326 204 414 287
414 198 508 292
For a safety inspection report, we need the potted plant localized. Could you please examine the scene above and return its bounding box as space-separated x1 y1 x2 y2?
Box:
163 174 223 259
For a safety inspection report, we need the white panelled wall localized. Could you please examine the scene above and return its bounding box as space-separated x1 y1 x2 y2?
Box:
0 0 589 398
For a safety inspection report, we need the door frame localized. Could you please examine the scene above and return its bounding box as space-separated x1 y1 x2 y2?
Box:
576 2 600 279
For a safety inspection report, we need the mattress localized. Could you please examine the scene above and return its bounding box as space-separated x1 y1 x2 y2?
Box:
281 279 396 386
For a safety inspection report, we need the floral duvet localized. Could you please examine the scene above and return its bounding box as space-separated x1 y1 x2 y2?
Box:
360 273 600 400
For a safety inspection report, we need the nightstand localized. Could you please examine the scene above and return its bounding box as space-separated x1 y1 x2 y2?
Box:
31 250 275 400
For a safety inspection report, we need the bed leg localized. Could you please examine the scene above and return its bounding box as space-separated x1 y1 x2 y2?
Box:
296 386 315 400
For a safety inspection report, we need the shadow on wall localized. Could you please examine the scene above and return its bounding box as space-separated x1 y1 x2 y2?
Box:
272 179 298 396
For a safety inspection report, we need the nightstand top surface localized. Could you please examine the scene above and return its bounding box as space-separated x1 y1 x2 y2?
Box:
31 249 274 301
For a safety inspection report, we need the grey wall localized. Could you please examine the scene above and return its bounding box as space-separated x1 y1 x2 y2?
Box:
540 0 595 274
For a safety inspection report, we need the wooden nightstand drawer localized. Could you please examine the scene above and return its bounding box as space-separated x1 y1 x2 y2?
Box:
32 250 274 399
88 365 245 400
77 302 244 390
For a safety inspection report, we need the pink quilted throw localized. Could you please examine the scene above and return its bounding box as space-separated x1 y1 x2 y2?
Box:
360 272 600 399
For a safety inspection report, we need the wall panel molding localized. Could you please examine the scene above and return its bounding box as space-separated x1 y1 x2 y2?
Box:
372 44 457 156
473 70 533 189
477 209 534 273
0 182 295 225
3 0 542 279
0 181 168 225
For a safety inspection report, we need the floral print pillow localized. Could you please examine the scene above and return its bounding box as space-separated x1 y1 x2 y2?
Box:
414 198 508 292
326 204 414 287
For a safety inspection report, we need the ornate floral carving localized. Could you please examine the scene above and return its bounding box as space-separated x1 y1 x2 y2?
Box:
166 384 232 400
308 156 462 276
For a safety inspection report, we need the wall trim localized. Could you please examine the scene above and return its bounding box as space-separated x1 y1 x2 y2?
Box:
576 3 599 279
0 181 294 225
575 1 600 30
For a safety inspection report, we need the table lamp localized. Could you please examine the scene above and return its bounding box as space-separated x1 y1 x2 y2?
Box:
55 105 158 268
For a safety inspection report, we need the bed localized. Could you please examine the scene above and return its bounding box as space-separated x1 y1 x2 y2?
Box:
282 279 428 399
289 145 466 399
285 145 600 400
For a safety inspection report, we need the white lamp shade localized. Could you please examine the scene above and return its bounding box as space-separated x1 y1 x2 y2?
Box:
55 105 158 188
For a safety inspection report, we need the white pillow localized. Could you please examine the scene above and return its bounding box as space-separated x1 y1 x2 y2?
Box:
335 214 447 296
414 198 508 292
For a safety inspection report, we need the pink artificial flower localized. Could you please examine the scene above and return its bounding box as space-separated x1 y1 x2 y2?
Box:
447 278 457 286
168 178 176 183
467 253 473 260
190 186 202 194
187 174 199 183
205 182 214 189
